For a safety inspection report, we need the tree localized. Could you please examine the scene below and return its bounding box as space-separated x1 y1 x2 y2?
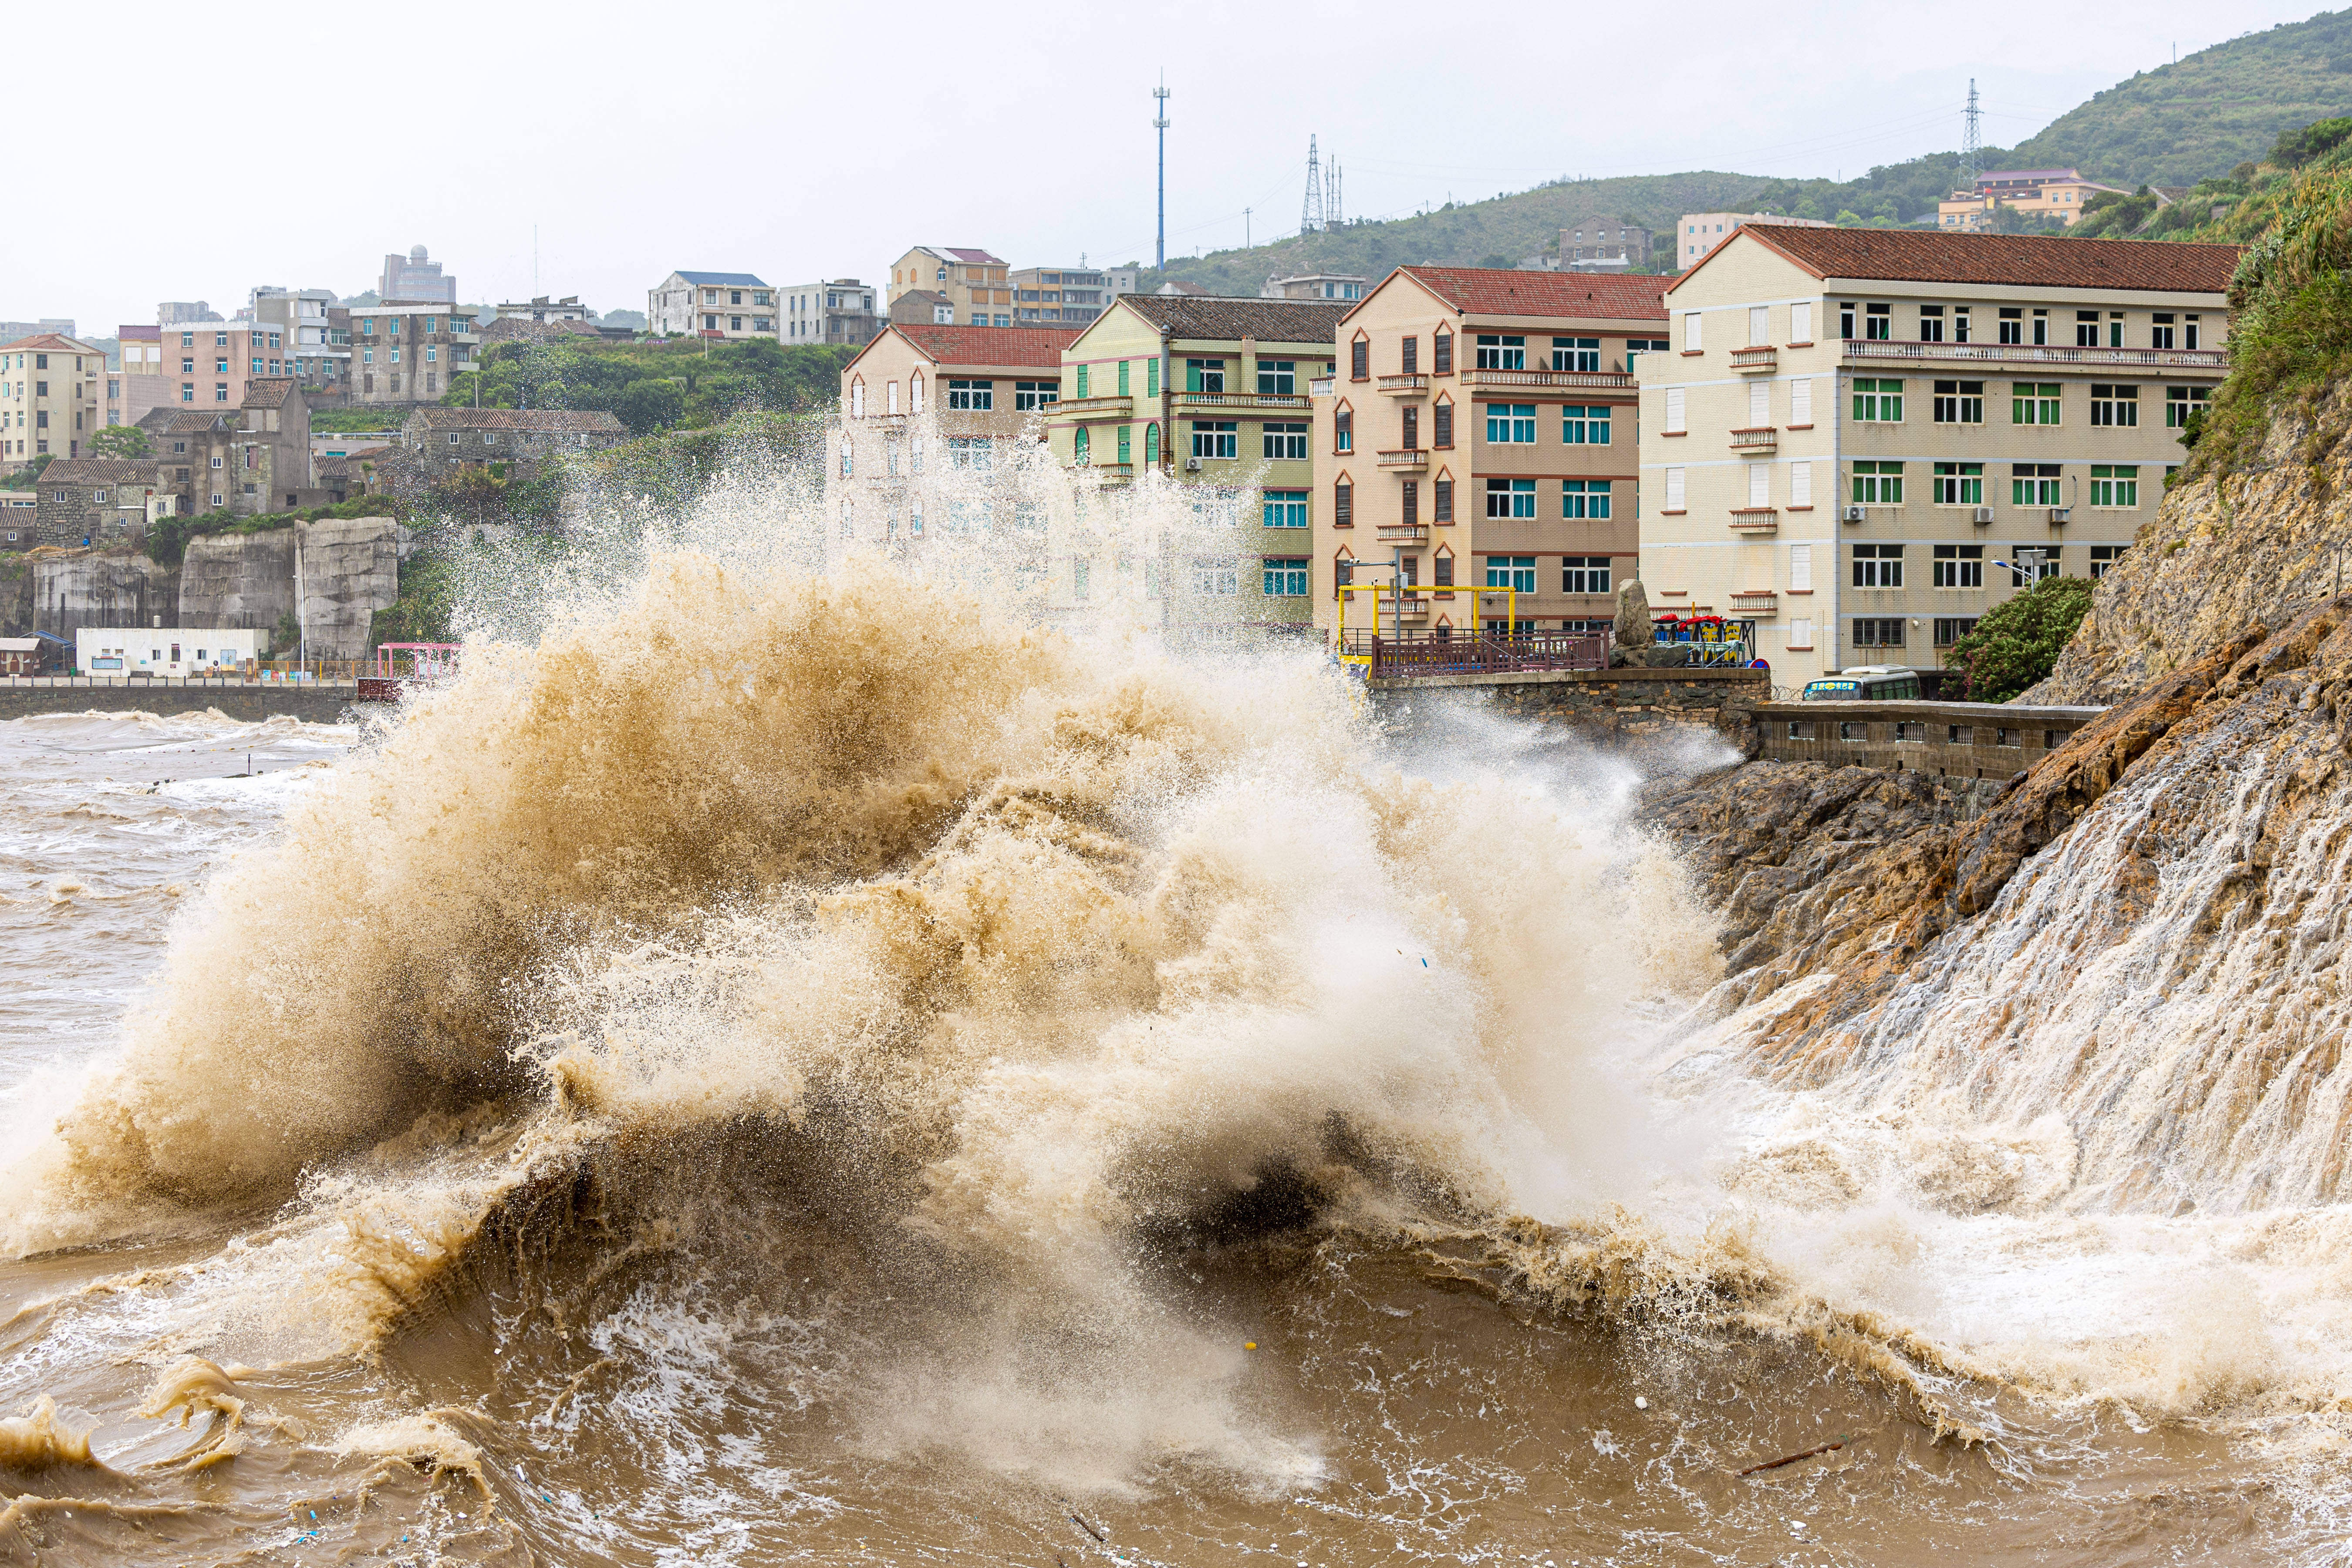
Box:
615 378 686 435
1944 576 2096 702
89 425 151 459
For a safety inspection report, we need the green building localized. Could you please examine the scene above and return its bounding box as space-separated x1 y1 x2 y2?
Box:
1047 294 1348 633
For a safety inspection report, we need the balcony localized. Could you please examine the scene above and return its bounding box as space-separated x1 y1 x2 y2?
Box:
1457 368 1635 392
1840 338 2227 372
1377 374 1428 395
1173 390 1312 411
1056 394 1133 418
1728 508 1779 533
1076 462 1135 482
1309 377 1335 398
1729 426 1778 453
1729 590 1779 613
1377 448 1428 469
1395 596 1431 617
1731 346 1777 374
1377 523 1428 543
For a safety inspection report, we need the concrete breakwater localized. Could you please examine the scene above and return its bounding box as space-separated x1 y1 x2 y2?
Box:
0 681 362 724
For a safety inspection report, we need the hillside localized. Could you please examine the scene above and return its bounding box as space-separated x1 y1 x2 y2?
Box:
1137 9 2352 297
2011 11 2352 187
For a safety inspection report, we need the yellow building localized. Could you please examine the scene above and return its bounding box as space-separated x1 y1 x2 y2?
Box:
887 248 1013 327
0 334 106 473
1938 169 2131 231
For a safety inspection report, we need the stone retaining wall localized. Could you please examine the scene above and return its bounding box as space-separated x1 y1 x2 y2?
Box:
1363 666 1768 751
0 685 358 724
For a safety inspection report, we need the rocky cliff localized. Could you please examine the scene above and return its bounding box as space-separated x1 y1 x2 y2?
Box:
1644 604 2352 1207
0 517 399 656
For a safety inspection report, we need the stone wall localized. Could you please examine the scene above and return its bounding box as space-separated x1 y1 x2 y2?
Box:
0 684 357 723
1363 666 1767 752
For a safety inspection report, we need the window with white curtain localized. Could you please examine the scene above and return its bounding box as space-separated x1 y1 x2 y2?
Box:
1791 462 1813 507
1748 305 1769 346
1664 387 1685 434
1748 462 1771 506
1792 302 1812 343
1789 543 1812 591
1791 377 1812 426
1684 311 1703 352
1665 466 1686 510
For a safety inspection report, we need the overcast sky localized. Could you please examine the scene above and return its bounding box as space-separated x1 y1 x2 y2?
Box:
9 0 2321 333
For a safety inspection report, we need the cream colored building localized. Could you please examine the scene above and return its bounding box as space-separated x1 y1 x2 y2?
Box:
1637 226 2238 684
1310 268 1669 647
830 322 1080 547
887 248 1012 327
0 334 106 473
647 272 778 339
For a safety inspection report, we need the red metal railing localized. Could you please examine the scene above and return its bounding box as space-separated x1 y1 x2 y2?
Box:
1355 629 1609 678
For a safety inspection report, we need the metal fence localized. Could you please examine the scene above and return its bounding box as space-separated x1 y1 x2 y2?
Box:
1351 629 1610 678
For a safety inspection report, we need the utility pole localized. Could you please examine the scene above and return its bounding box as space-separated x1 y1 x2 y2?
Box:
1153 71 1171 272
1962 79 1982 192
1245 208 1252 248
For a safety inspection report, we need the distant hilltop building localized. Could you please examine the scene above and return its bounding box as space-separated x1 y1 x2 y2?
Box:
0 317 75 342
1678 213 1834 268
649 272 779 339
381 244 456 303
1262 272 1366 301
888 248 1010 327
1938 169 2130 232
1558 217 1650 273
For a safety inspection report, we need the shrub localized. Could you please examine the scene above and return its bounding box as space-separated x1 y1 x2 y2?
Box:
1944 577 2096 702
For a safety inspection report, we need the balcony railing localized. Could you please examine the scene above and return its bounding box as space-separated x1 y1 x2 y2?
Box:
1457 368 1636 391
1173 390 1312 410
1728 508 1779 533
1377 374 1428 395
1729 590 1779 613
1355 628 1610 678
1731 346 1778 374
1377 523 1428 542
1841 338 2227 371
1729 426 1778 452
1394 596 1431 617
1376 449 1428 469
1056 395 1133 416
1309 377 1335 398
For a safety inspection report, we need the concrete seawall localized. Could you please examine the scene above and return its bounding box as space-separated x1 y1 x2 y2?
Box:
1363 666 1769 750
0 684 362 724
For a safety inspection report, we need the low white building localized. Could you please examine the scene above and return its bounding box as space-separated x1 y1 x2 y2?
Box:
77 626 267 675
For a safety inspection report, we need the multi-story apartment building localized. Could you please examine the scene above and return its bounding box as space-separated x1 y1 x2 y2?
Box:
1049 295 1348 634
1009 266 1129 325
1637 226 2237 684
1308 269 1668 646
346 303 480 406
0 334 106 472
1677 212 1834 269
1558 218 1650 272
648 273 779 339
380 244 456 303
110 325 169 430
887 248 1012 326
252 290 348 401
779 280 880 345
496 295 588 323
1264 273 1367 302
151 321 309 412
32 459 157 546
1937 169 2131 232
138 377 316 517
829 323 1081 549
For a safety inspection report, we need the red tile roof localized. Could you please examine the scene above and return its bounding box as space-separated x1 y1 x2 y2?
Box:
405 408 624 432
0 333 99 354
884 324 1081 371
1392 267 1674 321
242 378 300 408
943 247 1005 265
1679 226 2242 296
37 459 155 485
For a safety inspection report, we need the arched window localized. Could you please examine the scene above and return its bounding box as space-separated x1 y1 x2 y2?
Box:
840 436 853 477
887 380 900 415
1144 422 1159 464
840 500 854 537
850 379 865 418
911 373 925 413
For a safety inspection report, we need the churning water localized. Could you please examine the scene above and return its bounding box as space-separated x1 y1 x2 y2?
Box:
1 454 2348 1565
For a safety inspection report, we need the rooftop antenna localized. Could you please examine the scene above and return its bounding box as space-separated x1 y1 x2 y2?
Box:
1329 158 1343 226
1962 78 1982 192
1303 135 1325 235
1153 71 1171 271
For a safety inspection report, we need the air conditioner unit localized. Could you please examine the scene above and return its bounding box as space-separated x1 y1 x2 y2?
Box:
1971 506 1996 524
2048 506 2071 523
1842 505 1868 522
1184 456 1202 471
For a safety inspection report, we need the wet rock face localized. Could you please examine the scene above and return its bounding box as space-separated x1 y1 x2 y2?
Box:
2033 393 2352 705
1649 603 2352 1207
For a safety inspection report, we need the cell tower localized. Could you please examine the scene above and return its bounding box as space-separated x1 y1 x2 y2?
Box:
1962 78 1982 192
1325 157 1343 227
1303 136 1325 235
1154 71 1171 271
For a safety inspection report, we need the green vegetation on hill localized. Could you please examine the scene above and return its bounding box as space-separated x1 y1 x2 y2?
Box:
2012 11 2352 189
1945 577 2097 701
444 339 853 435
